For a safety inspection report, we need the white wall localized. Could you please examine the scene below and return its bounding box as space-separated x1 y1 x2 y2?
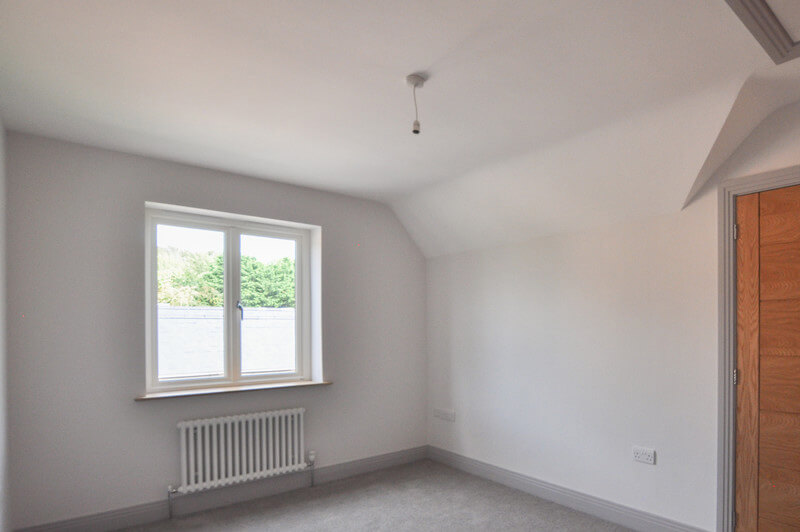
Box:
427 188 720 530
6 133 427 529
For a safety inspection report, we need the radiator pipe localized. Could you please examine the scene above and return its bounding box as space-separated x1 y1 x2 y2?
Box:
167 485 178 519
307 450 316 487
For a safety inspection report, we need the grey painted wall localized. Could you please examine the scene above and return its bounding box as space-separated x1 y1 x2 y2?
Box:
6 133 428 529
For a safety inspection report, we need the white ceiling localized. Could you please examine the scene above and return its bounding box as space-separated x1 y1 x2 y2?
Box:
1 1 798 256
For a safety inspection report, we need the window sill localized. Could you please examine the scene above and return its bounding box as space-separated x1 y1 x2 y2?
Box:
135 380 331 401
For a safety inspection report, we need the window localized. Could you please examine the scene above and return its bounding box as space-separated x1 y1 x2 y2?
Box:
144 203 322 396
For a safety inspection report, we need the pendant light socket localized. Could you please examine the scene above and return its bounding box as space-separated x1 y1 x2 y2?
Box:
406 72 427 135
406 73 426 88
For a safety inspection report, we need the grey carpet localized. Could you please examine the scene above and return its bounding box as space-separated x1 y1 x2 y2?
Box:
122 460 632 531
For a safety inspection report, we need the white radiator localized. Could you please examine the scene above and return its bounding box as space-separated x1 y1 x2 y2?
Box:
177 408 306 494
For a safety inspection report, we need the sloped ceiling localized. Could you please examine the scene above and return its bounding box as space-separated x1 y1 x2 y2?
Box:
705 96 800 187
683 60 800 207
394 84 744 256
1 1 796 257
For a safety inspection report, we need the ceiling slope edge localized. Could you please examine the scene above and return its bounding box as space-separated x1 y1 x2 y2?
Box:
705 98 800 188
683 61 800 208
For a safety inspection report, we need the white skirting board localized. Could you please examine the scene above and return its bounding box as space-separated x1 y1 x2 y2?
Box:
17 445 704 532
427 446 707 532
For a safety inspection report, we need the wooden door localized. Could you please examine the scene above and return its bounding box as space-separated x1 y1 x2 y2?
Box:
736 185 800 531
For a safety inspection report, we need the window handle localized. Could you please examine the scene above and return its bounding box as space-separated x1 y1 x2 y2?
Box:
237 300 244 320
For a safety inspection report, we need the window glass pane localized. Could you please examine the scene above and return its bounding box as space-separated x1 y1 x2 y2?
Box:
240 234 296 374
156 224 225 380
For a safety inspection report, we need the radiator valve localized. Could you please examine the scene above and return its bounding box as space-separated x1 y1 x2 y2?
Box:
307 450 316 465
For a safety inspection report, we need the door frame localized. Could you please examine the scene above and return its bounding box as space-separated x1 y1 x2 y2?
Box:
718 164 800 531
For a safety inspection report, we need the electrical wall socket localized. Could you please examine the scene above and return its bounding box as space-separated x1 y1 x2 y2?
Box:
433 408 456 422
632 445 656 465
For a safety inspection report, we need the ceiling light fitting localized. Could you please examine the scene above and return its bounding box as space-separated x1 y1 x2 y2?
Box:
406 73 427 134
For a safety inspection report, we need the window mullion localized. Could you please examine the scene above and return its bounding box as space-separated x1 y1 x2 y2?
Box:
227 227 242 382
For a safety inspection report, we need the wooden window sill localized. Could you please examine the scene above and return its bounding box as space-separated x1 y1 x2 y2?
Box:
136 380 331 401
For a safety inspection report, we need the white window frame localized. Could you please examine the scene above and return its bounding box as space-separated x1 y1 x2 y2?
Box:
145 202 318 395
